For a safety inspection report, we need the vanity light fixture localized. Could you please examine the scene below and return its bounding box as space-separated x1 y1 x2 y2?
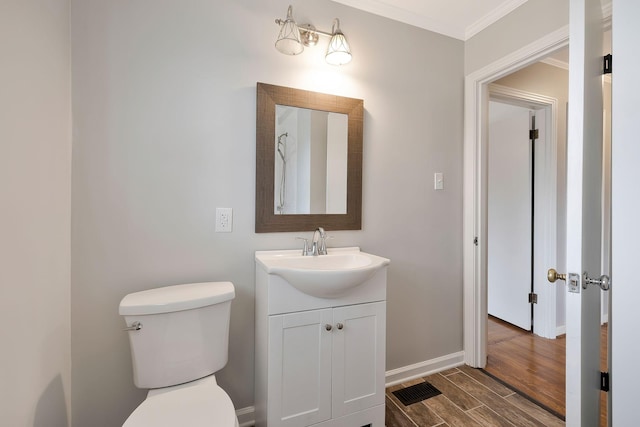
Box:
274 5 352 65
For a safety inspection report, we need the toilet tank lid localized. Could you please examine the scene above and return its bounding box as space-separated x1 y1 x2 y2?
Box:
119 282 235 316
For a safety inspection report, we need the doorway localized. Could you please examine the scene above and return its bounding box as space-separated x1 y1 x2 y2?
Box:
462 28 570 368
461 27 570 418
463 18 612 367
465 29 610 425
485 56 568 418
485 72 566 416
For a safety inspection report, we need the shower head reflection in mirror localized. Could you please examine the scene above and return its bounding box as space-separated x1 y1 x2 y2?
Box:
276 132 288 214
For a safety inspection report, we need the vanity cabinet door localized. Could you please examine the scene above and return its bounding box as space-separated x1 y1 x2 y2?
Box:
268 309 333 427
331 301 386 418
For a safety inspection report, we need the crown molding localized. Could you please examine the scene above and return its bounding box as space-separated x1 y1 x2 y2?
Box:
465 0 529 40
331 0 607 42
540 57 569 70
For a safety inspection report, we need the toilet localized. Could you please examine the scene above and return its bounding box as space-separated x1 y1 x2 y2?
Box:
119 281 239 427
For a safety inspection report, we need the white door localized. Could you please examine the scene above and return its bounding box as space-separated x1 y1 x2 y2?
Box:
331 302 385 418
268 309 333 427
565 0 604 424
611 1 640 424
488 101 541 331
487 101 531 330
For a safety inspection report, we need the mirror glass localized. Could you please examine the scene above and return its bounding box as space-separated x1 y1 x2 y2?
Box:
275 105 348 215
255 83 363 233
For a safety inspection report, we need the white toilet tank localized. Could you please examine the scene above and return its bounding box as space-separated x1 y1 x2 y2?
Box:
119 282 235 389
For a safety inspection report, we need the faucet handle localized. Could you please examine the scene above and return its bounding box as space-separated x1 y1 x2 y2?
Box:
295 237 310 255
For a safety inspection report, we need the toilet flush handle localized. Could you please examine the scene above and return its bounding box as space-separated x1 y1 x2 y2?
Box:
123 321 143 332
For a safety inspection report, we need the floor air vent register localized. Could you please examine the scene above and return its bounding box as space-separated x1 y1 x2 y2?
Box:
392 381 442 406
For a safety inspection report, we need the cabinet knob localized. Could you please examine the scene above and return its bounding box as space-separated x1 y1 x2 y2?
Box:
336 323 344 330
325 324 332 331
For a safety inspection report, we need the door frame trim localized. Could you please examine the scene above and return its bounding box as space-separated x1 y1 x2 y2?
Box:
489 84 559 339
463 25 569 367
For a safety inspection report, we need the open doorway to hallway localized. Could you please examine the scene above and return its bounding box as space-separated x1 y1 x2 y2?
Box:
484 42 611 427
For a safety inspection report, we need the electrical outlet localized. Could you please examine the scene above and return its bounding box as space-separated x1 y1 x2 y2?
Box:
215 208 233 232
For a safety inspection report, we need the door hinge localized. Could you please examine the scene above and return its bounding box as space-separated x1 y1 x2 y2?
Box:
529 129 539 140
528 293 538 304
601 372 610 392
604 54 612 74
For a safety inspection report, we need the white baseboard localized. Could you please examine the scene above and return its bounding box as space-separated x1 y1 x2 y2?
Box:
557 320 608 337
236 406 255 427
385 351 465 387
235 351 466 427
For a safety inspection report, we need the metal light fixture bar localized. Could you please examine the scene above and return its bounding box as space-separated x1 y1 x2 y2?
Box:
274 5 352 65
274 20 331 46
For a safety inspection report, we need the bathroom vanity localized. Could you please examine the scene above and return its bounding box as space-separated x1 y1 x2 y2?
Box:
254 247 389 427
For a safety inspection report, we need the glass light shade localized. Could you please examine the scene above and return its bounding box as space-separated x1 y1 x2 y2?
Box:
325 32 352 65
275 6 303 55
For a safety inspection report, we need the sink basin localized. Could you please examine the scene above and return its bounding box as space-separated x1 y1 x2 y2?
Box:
255 247 390 298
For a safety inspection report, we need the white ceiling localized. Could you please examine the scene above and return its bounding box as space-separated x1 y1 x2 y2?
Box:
332 0 612 41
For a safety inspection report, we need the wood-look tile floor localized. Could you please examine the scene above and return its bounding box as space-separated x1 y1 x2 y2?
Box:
385 365 565 427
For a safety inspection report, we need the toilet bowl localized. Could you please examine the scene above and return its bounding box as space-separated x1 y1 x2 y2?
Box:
123 375 239 427
119 282 238 427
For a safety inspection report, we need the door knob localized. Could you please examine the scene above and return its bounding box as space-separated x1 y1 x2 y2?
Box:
547 268 566 283
584 272 611 291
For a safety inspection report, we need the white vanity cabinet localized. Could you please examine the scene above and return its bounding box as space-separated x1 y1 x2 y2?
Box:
268 302 385 426
255 248 389 427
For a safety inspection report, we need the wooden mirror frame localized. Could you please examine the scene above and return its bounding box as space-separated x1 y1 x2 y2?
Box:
255 82 363 233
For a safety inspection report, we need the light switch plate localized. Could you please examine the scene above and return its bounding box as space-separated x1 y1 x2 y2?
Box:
434 173 444 190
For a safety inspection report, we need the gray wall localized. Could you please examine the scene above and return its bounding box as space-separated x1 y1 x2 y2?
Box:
465 0 569 75
494 62 569 331
1 0 71 425
70 0 464 425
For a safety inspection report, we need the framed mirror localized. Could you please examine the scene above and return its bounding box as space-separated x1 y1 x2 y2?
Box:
256 83 363 232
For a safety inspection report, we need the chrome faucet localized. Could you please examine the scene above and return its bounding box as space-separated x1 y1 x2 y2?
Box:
297 227 328 256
